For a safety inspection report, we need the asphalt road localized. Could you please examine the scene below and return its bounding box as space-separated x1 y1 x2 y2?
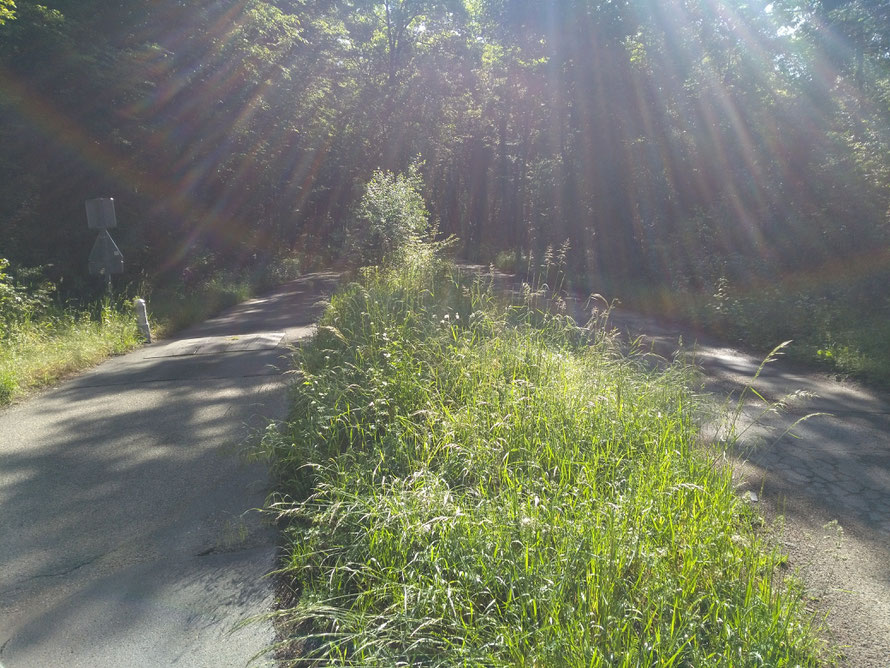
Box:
0 273 337 668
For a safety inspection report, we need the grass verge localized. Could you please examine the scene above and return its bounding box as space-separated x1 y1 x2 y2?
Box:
0 255 303 406
609 272 890 389
0 301 141 405
259 247 828 666
492 250 890 388
682 283 890 388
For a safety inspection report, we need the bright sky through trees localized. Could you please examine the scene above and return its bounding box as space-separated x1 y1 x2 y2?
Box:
0 0 887 309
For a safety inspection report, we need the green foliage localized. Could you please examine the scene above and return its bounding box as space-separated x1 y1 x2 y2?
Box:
252 255 303 292
346 166 430 267
0 0 14 25
147 254 302 336
0 251 303 405
676 268 890 386
3 0 890 384
260 249 827 665
0 296 140 405
149 273 252 336
0 258 52 341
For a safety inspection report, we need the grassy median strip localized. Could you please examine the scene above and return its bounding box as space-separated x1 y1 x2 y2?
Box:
263 249 827 666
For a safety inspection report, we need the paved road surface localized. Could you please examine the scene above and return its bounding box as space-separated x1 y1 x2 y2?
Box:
0 273 337 668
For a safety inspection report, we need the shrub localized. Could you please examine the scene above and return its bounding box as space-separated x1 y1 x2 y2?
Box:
0 258 52 340
346 166 430 267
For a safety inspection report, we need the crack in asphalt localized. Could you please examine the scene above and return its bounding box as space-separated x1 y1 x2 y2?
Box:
0 556 102 602
195 537 274 558
65 370 286 389
25 556 100 581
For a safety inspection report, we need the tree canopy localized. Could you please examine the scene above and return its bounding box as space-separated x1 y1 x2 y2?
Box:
1 0 888 297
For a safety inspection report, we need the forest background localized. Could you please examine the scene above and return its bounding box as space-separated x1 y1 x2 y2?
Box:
2 0 890 381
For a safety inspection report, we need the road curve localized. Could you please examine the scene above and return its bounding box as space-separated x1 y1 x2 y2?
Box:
0 273 337 668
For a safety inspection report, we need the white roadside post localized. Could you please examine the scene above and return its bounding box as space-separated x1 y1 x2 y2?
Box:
134 298 152 343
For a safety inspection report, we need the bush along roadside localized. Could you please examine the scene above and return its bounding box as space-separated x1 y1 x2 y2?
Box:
259 246 829 666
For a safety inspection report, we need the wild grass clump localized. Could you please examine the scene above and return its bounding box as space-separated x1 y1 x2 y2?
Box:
0 258 142 404
148 271 254 336
0 252 304 405
262 248 826 665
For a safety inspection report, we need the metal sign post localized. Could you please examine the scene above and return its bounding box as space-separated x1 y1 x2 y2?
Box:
86 198 124 292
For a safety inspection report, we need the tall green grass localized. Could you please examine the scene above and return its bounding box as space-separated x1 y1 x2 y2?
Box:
260 247 827 666
0 300 141 404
